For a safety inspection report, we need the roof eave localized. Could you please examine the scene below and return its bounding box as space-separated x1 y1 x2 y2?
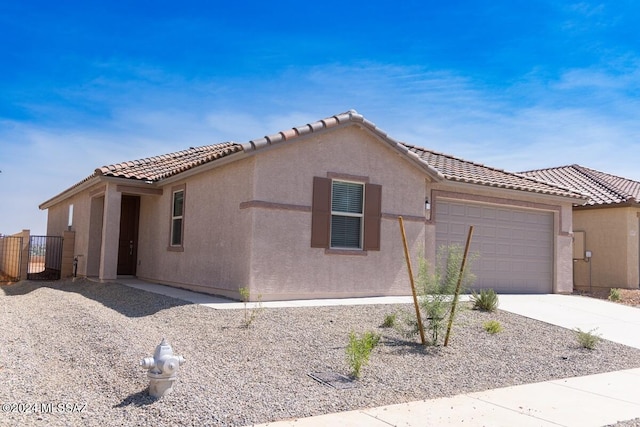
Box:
443 179 589 203
39 175 102 210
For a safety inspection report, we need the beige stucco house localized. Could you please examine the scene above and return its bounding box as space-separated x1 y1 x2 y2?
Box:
40 110 585 300
521 165 640 292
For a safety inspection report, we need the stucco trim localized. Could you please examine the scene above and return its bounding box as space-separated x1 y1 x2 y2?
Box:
431 190 566 235
240 200 425 225
381 213 427 223
326 172 370 183
239 200 311 212
116 184 163 196
40 176 103 209
324 248 368 256
574 201 640 211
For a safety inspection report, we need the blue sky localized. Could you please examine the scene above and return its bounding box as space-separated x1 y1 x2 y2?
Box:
1 1 639 234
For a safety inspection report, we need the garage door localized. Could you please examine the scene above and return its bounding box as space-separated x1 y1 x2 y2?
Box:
435 200 553 293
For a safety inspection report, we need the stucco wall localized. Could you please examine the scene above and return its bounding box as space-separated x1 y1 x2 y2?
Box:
135 157 255 298
573 207 640 290
247 125 429 300
45 187 99 276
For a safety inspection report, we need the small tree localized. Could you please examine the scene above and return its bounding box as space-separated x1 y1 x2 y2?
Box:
414 244 476 345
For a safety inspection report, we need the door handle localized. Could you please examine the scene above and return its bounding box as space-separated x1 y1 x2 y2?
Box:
129 241 134 256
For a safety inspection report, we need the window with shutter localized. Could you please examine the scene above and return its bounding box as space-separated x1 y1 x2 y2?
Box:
331 181 364 248
311 177 381 251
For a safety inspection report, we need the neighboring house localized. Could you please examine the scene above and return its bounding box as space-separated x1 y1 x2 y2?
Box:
40 110 585 300
520 165 640 292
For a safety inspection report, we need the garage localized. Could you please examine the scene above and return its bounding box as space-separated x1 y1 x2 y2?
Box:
435 199 554 294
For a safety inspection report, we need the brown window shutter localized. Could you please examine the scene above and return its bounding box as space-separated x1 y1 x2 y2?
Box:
363 183 382 251
311 177 331 248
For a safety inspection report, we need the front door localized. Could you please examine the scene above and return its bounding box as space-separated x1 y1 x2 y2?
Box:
117 195 140 275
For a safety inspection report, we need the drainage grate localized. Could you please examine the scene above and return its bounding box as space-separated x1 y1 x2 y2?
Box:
308 372 357 390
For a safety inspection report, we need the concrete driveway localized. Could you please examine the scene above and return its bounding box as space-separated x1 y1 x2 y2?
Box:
499 294 640 349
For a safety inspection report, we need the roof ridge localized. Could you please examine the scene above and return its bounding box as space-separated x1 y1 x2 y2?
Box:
572 165 635 202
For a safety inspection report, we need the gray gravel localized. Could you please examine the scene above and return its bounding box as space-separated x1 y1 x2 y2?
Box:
2 278 640 427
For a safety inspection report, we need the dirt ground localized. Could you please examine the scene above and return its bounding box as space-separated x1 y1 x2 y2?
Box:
576 288 640 308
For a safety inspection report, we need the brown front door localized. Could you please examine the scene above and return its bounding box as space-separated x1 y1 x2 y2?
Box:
117 195 140 275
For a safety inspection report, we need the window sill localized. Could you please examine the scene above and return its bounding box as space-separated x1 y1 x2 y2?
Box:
167 246 184 252
325 248 368 256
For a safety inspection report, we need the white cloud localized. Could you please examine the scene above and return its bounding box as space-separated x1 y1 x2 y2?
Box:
3 60 640 235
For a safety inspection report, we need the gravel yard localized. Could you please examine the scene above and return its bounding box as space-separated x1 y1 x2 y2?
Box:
2 279 640 427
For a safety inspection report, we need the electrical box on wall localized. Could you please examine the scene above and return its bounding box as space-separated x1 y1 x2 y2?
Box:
573 231 585 260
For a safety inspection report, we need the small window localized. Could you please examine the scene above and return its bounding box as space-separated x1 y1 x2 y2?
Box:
331 180 364 249
170 189 184 247
68 204 74 228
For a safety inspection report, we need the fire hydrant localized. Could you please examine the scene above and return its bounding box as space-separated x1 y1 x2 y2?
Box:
140 338 186 398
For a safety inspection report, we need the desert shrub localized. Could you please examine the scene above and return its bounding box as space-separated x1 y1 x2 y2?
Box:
608 288 621 302
381 312 397 328
346 331 380 378
575 327 601 350
411 244 477 345
483 320 503 334
239 287 263 328
471 289 499 312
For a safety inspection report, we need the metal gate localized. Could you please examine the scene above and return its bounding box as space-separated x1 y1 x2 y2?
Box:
0 235 23 283
27 236 63 280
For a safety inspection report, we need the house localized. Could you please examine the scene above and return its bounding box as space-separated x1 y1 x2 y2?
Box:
520 165 640 292
40 110 585 300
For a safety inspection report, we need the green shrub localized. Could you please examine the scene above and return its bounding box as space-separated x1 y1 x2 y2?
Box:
346 331 380 378
471 289 499 312
609 288 621 302
483 320 503 334
381 312 397 328
575 327 601 350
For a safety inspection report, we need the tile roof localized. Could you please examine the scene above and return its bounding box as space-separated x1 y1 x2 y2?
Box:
95 142 243 181
41 110 586 209
520 165 640 206
402 143 586 199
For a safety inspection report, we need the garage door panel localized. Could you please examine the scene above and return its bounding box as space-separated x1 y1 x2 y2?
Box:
482 208 496 220
436 200 553 293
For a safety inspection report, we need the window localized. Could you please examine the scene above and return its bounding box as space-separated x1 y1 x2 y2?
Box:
311 176 381 251
331 181 364 248
68 204 74 228
170 186 185 248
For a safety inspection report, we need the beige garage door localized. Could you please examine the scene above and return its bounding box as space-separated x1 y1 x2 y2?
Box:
435 200 553 293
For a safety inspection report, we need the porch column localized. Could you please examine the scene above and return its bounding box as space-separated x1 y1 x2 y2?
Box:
99 184 121 280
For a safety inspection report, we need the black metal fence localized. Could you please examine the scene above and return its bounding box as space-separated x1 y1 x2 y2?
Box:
0 235 23 282
27 235 63 280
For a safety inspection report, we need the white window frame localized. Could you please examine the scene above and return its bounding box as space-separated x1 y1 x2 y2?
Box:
330 179 365 249
170 188 184 248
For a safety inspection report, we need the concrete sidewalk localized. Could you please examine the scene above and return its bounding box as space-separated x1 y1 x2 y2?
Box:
116 279 640 427
254 368 640 427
